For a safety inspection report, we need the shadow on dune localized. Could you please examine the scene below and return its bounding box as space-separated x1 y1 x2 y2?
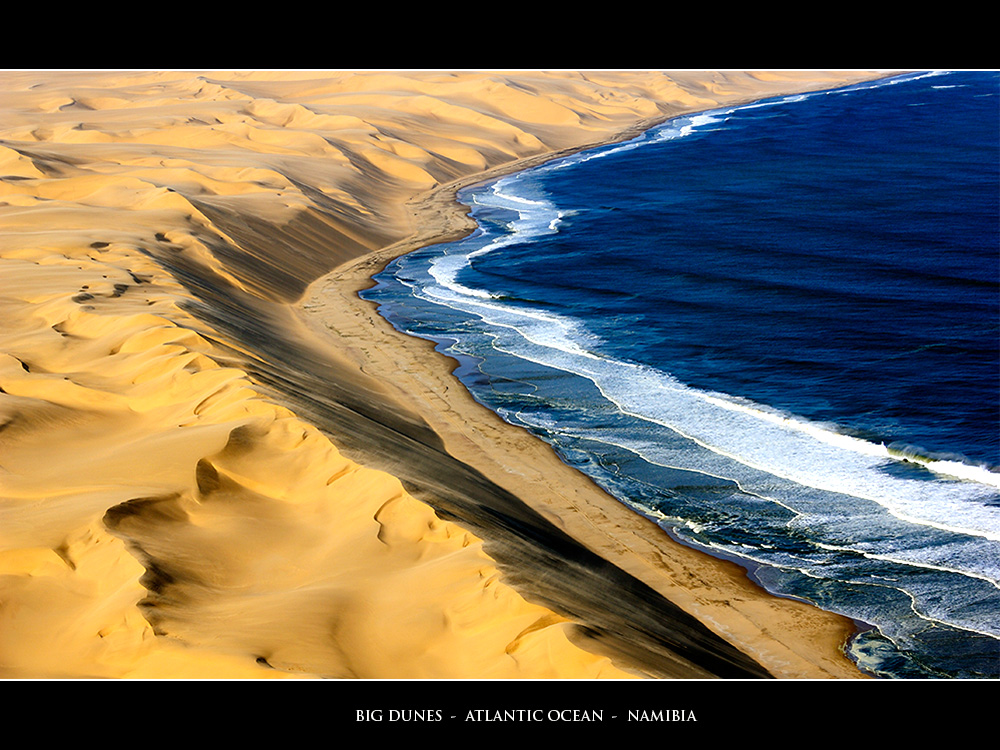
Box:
140 202 773 679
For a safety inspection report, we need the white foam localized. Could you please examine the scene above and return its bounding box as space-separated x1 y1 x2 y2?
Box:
418 246 1000 540
413 108 1000 547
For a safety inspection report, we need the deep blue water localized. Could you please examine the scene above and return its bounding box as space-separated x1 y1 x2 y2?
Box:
362 71 1000 678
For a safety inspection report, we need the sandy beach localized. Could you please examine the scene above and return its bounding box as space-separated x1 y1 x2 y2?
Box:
0 70 889 680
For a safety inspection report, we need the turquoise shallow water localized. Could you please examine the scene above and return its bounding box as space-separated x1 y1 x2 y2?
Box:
363 71 1000 678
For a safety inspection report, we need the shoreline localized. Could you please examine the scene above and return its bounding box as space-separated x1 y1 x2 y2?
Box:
298 102 876 679
0 71 893 679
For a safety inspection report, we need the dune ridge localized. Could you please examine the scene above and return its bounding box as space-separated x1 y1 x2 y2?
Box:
0 70 885 679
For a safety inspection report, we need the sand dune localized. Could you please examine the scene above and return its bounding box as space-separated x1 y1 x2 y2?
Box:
0 70 885 679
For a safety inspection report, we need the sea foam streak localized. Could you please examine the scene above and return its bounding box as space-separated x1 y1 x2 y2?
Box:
420 155 1000 540
404 172 1000 610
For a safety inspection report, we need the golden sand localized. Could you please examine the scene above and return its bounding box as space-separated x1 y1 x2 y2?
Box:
0 70 887 679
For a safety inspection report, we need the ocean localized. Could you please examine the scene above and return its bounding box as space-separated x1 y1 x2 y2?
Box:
361 71 1000 679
